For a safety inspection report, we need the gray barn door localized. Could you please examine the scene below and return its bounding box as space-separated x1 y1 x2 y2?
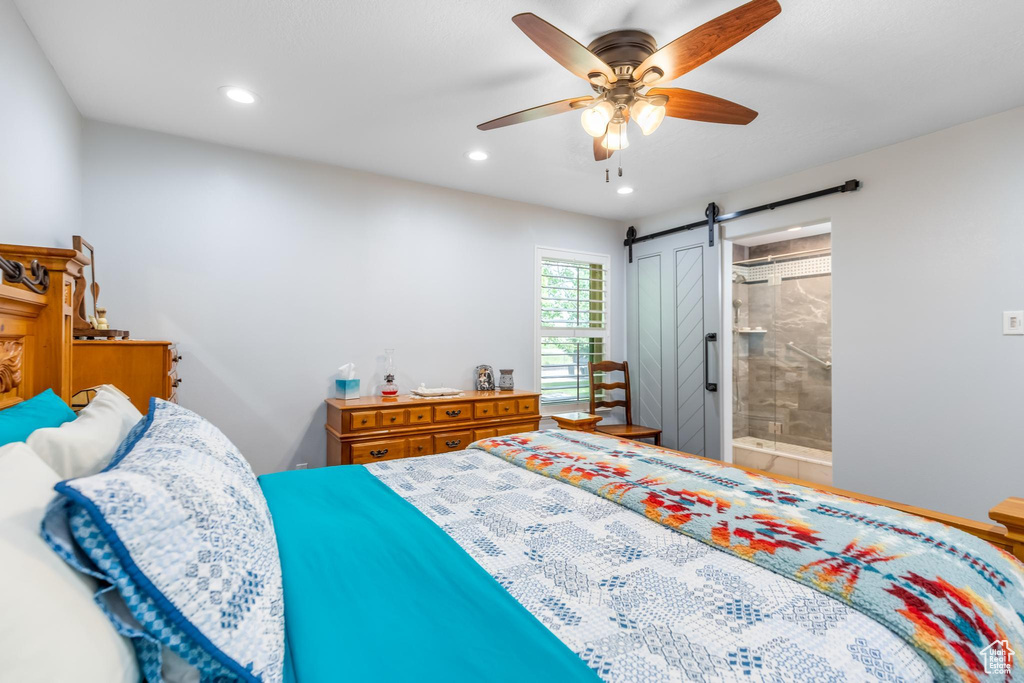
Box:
635 255 663 430
628 232 721 458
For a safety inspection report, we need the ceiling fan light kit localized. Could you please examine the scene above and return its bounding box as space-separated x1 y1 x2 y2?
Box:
581 100 615 136
477 0 782 173
602 120 629 151
630 97 667 135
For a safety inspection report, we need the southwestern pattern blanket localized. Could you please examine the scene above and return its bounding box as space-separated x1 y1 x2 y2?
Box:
470 431 1024 682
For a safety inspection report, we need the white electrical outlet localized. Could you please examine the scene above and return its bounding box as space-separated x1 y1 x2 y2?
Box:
1004 311 1024 335
294 463 308 470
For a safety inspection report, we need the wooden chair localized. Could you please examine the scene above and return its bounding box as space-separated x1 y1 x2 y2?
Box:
588 360 662 446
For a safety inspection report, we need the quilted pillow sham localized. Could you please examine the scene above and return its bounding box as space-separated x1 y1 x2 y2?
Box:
42 399 284 683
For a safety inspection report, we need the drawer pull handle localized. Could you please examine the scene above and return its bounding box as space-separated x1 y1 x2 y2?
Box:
390 416 397 422
361 418 368 424
172 379 182 388
370 449 389 458
445 409 462 417
504 406 510 412
445 440 461 448
172 354 182 363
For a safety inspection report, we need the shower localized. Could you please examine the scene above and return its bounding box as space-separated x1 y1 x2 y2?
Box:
730 228 833 485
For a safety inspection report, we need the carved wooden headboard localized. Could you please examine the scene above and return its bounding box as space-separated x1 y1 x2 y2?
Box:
0 244 85 410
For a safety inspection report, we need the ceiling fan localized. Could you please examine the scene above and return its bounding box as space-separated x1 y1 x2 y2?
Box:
477 0 781 161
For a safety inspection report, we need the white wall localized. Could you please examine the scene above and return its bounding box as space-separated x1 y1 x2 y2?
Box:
630 105 1024 522
82 121 624 474
0 0 81 242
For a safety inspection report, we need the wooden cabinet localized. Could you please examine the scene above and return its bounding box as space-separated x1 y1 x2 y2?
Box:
72 340 180 413
325 390 540 466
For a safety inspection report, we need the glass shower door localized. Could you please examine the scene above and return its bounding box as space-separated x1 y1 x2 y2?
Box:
736 261 779 451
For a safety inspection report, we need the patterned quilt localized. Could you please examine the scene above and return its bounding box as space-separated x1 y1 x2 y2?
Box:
368 450 931 682
467 430 1024 683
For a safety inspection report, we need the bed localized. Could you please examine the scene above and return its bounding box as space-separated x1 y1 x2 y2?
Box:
1 242 1023 683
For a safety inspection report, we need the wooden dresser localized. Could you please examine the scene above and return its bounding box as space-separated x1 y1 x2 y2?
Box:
325 390 540 466
72 340 181 413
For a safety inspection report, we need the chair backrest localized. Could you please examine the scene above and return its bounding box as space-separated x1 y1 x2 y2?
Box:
588 360 633 425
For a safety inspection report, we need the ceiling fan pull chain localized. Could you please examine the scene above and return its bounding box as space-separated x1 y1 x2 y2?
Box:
605 167 609 183
618 149 623 177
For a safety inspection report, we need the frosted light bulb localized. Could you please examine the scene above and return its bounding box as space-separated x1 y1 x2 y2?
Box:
601 121 630 150
581 101 615 137
630 98 666 135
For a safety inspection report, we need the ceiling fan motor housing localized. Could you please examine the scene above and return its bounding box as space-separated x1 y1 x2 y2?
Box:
587 30 658 81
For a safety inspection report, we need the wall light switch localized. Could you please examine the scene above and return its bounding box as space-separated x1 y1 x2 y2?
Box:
1004 311 1024 335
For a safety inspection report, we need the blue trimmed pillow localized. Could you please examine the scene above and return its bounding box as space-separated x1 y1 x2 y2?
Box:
41 399 284 682
0 388 76 445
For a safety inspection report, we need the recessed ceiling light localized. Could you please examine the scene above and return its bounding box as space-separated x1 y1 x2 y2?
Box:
788 226 802 232
465 150 489 161
617 187 634 195
219 86 258 104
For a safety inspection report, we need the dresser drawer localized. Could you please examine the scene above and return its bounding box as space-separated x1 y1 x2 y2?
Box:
434 430 473 453
472 428 498 441
496 422 535 437
380 409 407 428
408 435 433 457
166 370 180 396
496 400 516 416
516 398 537 414
473 402 497 419
349 411 379 431
408 406 432 426
434 404 471 422
351 439 407 464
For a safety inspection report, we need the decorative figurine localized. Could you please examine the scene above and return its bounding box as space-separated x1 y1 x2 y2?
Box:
475 365 495 391
498 368 515 391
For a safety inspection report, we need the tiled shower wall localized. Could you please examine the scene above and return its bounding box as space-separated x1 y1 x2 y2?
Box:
733 234 832 452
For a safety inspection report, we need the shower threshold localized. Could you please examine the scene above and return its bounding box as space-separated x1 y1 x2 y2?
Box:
732 436 832 485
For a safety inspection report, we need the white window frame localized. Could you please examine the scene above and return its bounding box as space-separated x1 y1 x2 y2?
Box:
534 245 612 415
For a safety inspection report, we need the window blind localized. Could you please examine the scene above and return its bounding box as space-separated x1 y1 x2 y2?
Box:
539 256 608 405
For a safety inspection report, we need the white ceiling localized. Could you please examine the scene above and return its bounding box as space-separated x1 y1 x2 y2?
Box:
16 0 1024 221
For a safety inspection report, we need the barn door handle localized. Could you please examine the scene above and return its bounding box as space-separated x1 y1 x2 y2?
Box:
704 333 718 392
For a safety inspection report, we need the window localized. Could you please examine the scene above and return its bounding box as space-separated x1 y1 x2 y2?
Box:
535 248 610 410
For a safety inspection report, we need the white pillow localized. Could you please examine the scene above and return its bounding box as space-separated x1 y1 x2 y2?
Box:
28 385 143 479
0 442 139 682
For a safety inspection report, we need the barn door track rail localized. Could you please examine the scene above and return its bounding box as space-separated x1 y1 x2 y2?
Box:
624 179 860 262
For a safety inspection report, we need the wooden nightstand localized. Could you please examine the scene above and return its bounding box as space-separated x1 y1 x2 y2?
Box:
325 390 541 466
551 412 604 433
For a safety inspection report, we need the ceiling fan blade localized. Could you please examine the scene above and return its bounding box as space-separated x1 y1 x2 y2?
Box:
637 0 781 86
512 13 617 84
593 135 614 161
648 88 758 125
477 96 594 131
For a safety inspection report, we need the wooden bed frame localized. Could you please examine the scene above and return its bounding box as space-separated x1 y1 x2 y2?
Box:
0 242 1021 561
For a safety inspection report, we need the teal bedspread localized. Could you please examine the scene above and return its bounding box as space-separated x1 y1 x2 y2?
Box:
259 465 598 683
